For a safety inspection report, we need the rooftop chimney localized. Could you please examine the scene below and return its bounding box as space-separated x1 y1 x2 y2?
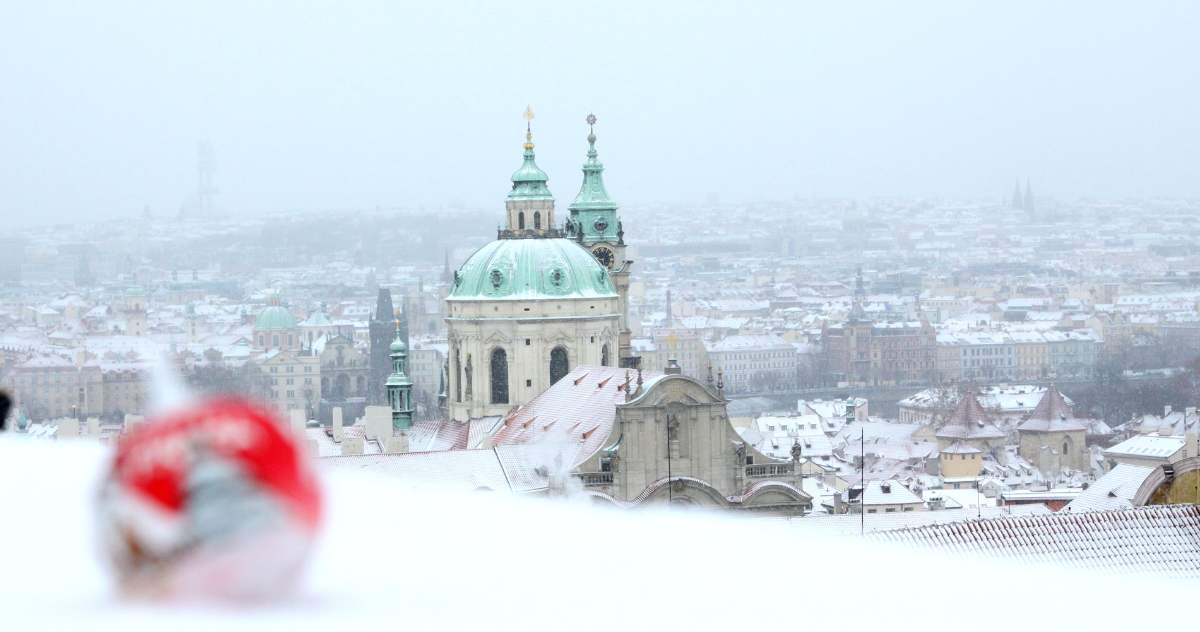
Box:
665 358 682 375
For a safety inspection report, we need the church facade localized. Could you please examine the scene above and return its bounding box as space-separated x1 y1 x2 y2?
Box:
445 113 631 422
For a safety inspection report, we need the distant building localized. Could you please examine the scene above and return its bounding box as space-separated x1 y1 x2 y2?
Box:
1103 434 1189 468
899 384 1054 427
848 480 926 514
1016 386 1089 478
639 328 710 380
933 388 1007 478
706 334 797 395
822 320 936 386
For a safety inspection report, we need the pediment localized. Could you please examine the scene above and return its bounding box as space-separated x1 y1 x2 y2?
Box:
626 374 723 408
483 330 512 345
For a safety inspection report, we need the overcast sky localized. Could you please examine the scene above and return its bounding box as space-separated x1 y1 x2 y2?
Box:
2 2 1198 226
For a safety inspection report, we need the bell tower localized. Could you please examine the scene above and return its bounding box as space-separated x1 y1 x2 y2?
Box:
568 114 635 366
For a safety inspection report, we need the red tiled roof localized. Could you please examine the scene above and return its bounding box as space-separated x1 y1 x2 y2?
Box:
488 365 649 468
407 418 470 452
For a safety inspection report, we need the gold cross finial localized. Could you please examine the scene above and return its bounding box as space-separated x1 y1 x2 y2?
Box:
523 105 535 149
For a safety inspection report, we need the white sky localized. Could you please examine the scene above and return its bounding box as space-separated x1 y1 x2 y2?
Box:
2 1 1198 225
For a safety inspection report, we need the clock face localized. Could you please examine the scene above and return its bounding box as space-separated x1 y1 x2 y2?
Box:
593 246 615 269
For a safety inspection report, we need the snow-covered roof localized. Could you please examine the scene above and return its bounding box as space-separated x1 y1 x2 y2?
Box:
1017 387 1087 433
876 504 1200 579
1104 435 1185 461
1062 464 1155 513
320 446 547 494
859 479 924 506
797 504 1050 535
706 334 792 352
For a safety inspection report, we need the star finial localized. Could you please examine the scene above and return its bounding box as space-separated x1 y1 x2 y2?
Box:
586 113 596 128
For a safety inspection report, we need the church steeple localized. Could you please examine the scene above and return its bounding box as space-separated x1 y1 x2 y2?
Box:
849 266 868 322
504 106 556 236
385 315 413 431
568 113 620 245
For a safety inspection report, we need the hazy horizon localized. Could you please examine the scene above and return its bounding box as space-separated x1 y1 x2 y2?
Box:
3 2 1198 227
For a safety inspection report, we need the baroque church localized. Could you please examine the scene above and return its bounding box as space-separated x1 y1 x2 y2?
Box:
325 112 812 516
445 111 633 422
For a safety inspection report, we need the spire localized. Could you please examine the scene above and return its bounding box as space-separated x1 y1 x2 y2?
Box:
569 113 617 213
373 288 394 323
386 312 413 431
523 104 534 151
849 267 867 322
1029 384 1072 421
1019 384 1085 432
1023 178 1035 215
935 386 1005 440
508 105 552 200
1011 179 1023 210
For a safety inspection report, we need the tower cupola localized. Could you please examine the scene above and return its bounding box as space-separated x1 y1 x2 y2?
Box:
504 106 556 237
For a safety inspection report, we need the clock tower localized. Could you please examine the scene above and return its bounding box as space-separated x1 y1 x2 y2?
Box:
567 114 636 366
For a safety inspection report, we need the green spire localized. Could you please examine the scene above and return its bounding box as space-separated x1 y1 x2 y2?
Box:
509 105 553 200
568 113 620 244
569 113 616 212
385 317 413 431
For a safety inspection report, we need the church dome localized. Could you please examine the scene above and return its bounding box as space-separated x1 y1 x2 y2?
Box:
448 238 616 301
255 305 297 331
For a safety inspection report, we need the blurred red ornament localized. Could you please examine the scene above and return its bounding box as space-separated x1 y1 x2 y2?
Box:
97 396 322 600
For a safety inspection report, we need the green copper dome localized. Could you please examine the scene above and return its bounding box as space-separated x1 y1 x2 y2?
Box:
448 238 616 301
254 305 297 331
390 336 407 353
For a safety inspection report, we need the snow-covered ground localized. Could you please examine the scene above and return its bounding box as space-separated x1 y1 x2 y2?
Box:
0 437 1191 630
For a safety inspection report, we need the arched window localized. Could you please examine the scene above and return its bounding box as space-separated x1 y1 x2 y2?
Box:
490 348 509 404
601 343 610 367
550 346 569 385
518 212 525 230
1062 440 1069 456
534 211 542 229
